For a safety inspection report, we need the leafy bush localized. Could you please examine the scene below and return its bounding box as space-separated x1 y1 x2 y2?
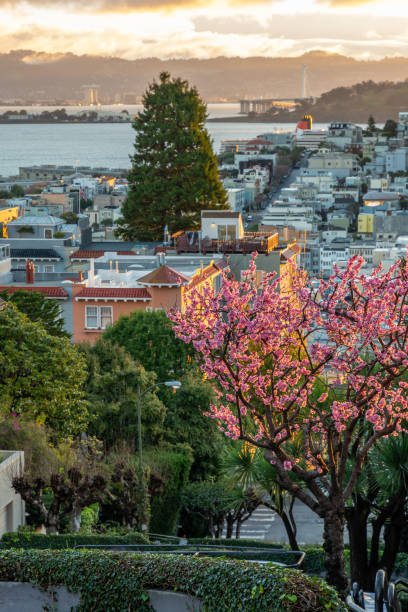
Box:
1 532 148 549
16 225 34 233
0 549 347 612
80 504 100 534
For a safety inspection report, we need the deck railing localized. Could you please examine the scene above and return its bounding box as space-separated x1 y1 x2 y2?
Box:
347 569 408 612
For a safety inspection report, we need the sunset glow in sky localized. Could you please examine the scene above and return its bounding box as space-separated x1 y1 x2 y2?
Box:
2 0 408 59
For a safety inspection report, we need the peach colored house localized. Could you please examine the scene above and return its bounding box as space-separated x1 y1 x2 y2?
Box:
72 262 224 344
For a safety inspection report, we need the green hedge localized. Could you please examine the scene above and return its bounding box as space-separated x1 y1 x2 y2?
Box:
0 549 347 612
188 538 283 549
0 532 148 549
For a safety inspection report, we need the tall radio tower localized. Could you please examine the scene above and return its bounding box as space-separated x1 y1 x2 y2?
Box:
301 65 307 99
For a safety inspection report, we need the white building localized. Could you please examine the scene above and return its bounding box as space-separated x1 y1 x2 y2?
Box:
320 244 350 276
226 188 246 213
201 210 244 241
326 122 363 151
262 204 317 232
0 450 25 535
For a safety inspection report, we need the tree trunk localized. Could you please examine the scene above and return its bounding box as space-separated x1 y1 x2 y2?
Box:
380 495 406 582
280 510 299 551
323 507 348 596
346 498 370 589
46 512 59 534
69 506 82 533
235 518 242 539
226 513 234 539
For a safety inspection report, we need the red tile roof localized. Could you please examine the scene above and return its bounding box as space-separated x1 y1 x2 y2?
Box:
70 250 135 259
138 265 190 286
0 286 69 299
75 287 151 300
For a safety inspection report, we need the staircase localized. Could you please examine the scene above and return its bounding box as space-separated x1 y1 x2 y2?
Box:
223 505 278 541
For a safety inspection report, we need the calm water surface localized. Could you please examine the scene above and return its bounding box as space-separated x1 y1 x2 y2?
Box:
0 104 327 177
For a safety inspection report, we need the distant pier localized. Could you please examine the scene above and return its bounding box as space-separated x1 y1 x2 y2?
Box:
239 99 298 114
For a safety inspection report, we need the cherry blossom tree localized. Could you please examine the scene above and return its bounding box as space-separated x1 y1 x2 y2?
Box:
170 255 408 595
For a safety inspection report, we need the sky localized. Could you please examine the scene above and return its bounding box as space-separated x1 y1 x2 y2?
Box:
2 0 408 60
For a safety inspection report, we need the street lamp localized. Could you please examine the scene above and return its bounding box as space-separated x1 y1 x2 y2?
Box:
136 379 181 531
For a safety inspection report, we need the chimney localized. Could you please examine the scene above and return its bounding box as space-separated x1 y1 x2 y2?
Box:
26 259 35 284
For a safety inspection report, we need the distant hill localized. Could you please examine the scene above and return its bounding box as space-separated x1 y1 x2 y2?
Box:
271 80 408 123
4 50 408 103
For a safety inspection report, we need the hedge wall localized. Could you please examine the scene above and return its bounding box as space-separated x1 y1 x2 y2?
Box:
188 538 283 549
0 549 347 612
0 532 148 549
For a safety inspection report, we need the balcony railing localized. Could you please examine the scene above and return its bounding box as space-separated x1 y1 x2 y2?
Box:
347 569 407 612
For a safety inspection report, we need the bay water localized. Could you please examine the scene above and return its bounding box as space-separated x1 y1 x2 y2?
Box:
0 103 327 177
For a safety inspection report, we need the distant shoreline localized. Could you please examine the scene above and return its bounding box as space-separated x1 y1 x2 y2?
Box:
207 115 291 123
0 120 132 125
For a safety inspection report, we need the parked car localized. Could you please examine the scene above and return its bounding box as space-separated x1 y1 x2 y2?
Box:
247 215 253 221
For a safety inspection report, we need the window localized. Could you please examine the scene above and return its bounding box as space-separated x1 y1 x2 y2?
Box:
44 229 52 239
44 264 54 273
217 224 236 241
100 306 113 329
85 306 98 329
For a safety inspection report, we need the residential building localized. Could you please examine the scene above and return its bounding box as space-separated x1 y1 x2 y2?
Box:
385 148 408 173
0 207 19 237
71 259 225 344
0 450 25 536
226 188 246 213
308 153 359 178
261 204 317 232
320 243 350 277
325 122 363 151
296 129 327 150
0 244 12 282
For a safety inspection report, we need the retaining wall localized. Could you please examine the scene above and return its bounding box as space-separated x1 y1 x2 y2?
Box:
0 583 203 611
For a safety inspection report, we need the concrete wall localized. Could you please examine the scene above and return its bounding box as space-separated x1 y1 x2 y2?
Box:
0 585 202 611
0 451 24 536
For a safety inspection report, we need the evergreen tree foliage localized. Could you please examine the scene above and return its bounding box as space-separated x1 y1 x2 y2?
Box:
79 338 166 448
103 310 195 381
0 302 88 437
164 373 225 480
117 72 228 241
0 289 69 338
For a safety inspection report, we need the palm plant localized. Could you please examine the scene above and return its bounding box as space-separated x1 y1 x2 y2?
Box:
222 443 299 549
346 433 408 589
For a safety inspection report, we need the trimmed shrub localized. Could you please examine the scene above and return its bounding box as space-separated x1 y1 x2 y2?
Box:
1 532 148 549
0 549 347 612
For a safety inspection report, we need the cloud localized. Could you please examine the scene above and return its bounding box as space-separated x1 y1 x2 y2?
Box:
0 0 266 11
2 21 408 62
192 13 408 41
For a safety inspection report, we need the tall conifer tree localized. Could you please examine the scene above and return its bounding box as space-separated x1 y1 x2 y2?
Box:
118 72 228 241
